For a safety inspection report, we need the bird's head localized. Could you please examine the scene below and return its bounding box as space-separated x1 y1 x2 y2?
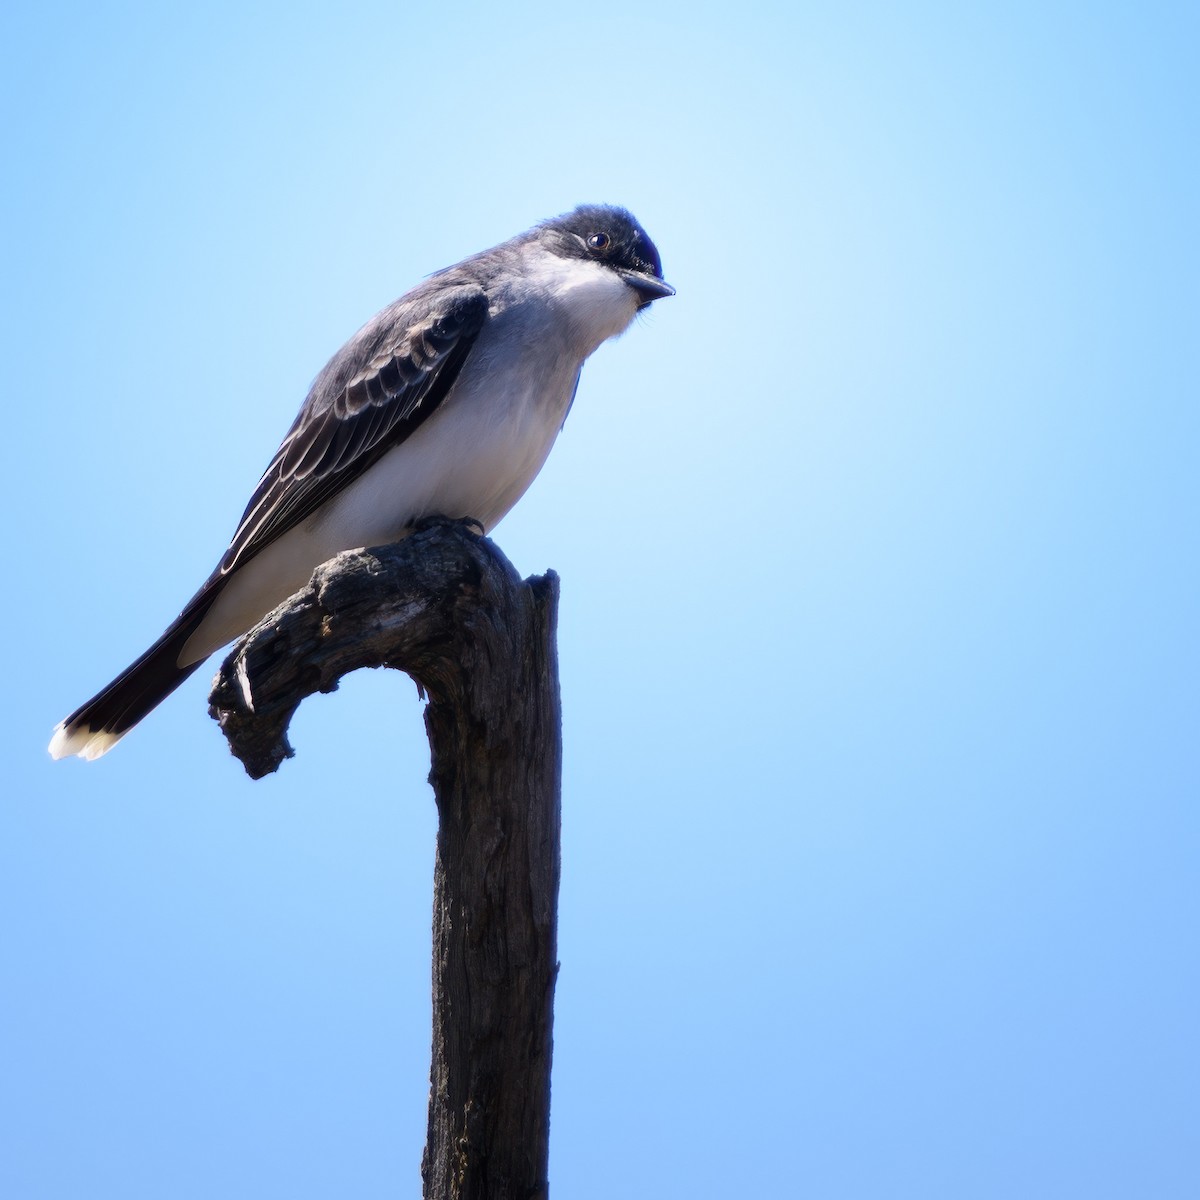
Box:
541 204 675 310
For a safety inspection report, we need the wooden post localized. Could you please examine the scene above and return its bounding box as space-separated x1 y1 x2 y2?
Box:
209 519 562 1199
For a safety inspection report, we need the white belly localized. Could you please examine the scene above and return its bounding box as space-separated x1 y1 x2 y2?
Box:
178 354 578 666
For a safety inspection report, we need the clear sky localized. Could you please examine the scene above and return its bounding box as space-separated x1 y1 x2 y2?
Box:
3 2 1197 1197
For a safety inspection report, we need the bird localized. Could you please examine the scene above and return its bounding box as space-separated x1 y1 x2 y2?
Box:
49 204 674 761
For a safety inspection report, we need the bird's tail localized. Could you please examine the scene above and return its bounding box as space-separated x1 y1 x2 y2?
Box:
48 602 214 761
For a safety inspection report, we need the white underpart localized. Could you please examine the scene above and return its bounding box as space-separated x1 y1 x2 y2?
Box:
179 249 639 666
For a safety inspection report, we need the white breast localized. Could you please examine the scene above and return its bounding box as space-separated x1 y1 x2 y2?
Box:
179 251 640 666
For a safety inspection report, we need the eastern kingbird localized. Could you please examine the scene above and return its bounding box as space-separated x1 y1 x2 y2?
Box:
50 204 673 760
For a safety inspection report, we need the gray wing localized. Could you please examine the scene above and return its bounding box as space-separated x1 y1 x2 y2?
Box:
217 282 489 576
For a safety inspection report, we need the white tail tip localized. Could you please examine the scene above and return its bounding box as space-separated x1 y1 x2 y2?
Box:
48 721 125 761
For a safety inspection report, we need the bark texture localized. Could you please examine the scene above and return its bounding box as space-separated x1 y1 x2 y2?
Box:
209 518 562 1200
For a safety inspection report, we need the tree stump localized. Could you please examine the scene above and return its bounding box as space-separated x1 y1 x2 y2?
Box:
209 519 562 1199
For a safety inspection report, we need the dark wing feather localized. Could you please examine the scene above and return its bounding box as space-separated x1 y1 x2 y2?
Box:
218 283 488 575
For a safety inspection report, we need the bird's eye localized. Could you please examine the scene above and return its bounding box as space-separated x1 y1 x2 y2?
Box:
586 232 611 251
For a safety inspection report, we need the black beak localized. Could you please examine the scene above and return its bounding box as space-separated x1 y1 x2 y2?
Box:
620 268 676 305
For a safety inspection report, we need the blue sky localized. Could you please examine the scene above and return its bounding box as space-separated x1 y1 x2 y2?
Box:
3 2 1197 1197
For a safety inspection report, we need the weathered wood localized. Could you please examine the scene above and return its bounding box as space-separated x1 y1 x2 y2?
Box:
209 518 562 1199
